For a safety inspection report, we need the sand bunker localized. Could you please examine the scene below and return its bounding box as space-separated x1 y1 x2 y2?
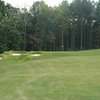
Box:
31 54 41 57
12 53 22 56
0 57 3 60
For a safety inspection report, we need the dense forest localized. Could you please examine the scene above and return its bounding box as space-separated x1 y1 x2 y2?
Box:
0 0 100 52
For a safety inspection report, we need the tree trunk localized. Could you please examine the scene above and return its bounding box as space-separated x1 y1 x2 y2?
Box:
80 20 83 50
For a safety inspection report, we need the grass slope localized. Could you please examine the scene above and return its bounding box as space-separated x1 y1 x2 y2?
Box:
0 49 100 100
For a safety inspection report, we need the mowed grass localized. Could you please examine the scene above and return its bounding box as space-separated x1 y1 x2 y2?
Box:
0 49 100 100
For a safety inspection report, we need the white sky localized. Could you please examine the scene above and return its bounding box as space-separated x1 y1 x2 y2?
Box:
2 0 99 9
3 0 71 8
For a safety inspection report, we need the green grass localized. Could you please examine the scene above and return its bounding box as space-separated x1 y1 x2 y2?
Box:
0 49 100 100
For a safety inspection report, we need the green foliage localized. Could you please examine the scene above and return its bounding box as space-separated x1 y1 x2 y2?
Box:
0 0 100 52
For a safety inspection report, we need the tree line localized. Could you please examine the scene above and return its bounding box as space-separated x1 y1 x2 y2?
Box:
0 0 100 52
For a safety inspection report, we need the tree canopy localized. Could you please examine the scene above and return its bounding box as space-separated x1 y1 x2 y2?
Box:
0 0 100 52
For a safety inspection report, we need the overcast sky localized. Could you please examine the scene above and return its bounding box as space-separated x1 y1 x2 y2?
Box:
2 0 99 9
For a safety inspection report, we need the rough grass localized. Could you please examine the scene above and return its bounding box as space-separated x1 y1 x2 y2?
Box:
0 49 100 100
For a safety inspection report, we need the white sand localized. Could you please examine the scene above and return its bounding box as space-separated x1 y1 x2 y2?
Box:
12 53 22 56
0 57 3 60
31 54 41 57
